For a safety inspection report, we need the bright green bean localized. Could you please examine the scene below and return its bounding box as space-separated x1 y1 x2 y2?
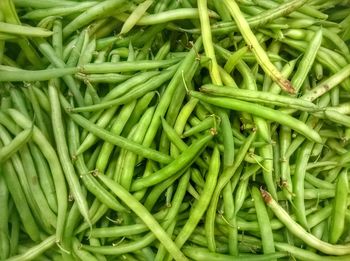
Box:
6 235 56 261
223 0 294 93
62 0 127 38
329 169 348 244
96 174 188 261
61 95 172 164
190 91 322 143
200 84 319 112
131 133 213 191
22 1 97 19
174 146 220 248
262 189 350 255
0 127 32 163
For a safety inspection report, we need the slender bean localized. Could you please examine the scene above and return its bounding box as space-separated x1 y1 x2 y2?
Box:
0 127 32 163
72 67 176 113
291 29 322 93
131 133 213 191
96 174 188 261
251 186 276 256
200 84 319 112
174 146 220 248
6 235 56 261
275 243 350 261
206 131 256 251
262 189 350 255
22 1 98 20
6 109 68 243
96 101 136 172
2 159 40 242
329 169 348 244
62 0 127 38
0 171 10 259
59 89 172 165
223 0 294 93
0 67 78 82
182 246 287 261
48 81 91 227
190 91 322 143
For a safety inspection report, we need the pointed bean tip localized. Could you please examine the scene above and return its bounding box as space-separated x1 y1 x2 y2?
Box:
260 187 272 204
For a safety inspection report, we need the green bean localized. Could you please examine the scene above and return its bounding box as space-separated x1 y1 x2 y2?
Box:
161 117 208 169
182 0 307 35
18 145 57 230
22 1 98 20
292 140 314 229
75 72 132 84
119 106 155 190
237 60 270 143
81 58 179 74
206 131 256 251
90 223 149 238
251 186 276 256
67 114 127 213
131 133 213 191
96 174 188 260
0 68 78 82
6 109 68 243
170 98 199 154
104 71 160 101
329 169 349 244
174 146 220 249
71 67 176 112
143 169 187 211
48 81 91 228
282 38 350 91
6 235 56 261
119 0 153 35
291 29 323 93
13 0 76 8
31 85 51 113
117 8 219 27
29 144 58 213
141 37 202 150
182 246 287 261
8 208 19 256
0 127 32 163
324 109 350 128
0 0 42 65
305 172 335 190
0 171 10 259
182 116 215 138
0 126 48 230
62 103 172 164
275 242 350 261
83 231 158 256
223 0 294 93
155 170 192 261
2 159 40 242
259 143 278 200
96 101 136 173
262 189 350 255
76 106 119 155
62 0 127 38
190 91 322 143
200 84 319 112
0 22 52 37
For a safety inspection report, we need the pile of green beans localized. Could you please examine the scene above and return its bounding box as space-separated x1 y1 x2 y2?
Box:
1 0 350 260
